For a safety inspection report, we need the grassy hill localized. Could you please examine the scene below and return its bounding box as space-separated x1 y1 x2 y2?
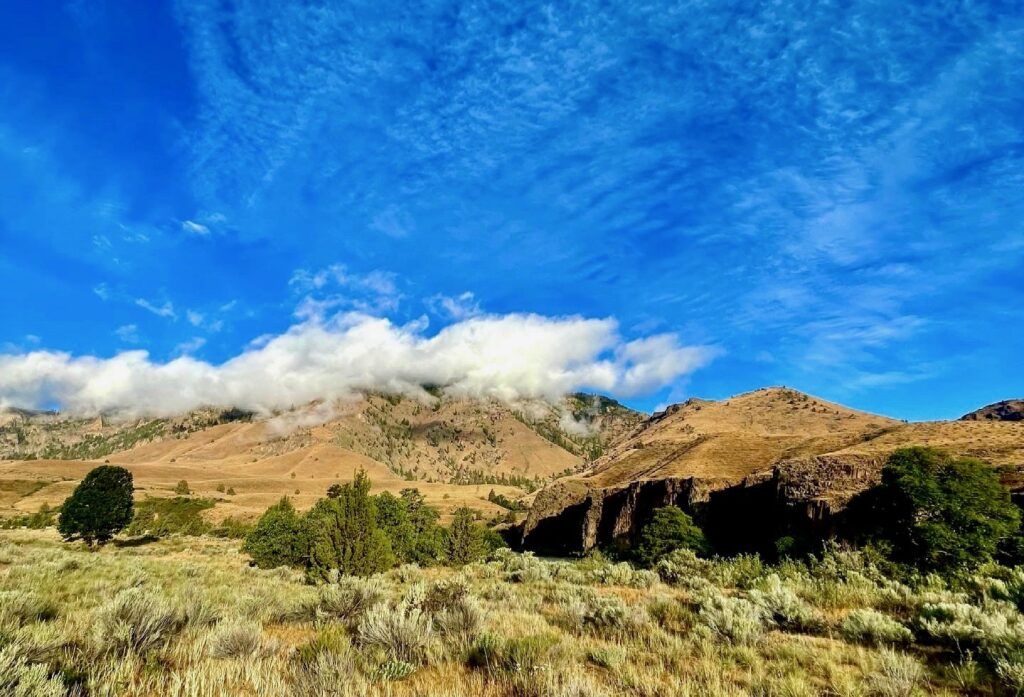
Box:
0 393 640 522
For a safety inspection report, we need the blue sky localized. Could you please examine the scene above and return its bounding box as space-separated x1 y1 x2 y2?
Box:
1 1 1022 419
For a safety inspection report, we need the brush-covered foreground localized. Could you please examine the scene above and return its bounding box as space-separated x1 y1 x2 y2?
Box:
2 530 1023 696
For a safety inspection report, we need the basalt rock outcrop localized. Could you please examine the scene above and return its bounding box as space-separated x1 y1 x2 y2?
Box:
519 452 887 555
962 400 1024 422
519 389 1024 556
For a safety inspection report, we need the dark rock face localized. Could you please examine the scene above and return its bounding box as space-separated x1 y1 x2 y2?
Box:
961 400 1024 422
520 476 722 555
518 454 890 556
703 454 886 554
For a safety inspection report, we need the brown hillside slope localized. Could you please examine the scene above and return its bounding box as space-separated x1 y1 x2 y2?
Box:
0 393 640 522
520 388 1024 555
582 387 898 487
961 399 1024 422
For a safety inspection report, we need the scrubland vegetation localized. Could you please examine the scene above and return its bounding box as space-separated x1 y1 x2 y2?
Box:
3 447 1024 694
6 530 1024 695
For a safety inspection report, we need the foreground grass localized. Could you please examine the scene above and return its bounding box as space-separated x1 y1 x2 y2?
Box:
0 530 1019 696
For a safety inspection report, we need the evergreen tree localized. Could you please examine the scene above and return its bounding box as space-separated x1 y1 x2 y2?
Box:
242 496 307 569
400 488 444 564
376 491 415 562
634 506 709 567
865 447 1020 572
306 470 394 579
58 465 134 546
445 507 488 565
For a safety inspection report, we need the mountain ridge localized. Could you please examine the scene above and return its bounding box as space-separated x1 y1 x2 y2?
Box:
0 392 640 522
519 387 1024 554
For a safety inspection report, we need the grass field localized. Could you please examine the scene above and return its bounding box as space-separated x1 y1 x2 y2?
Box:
2 529 1022 695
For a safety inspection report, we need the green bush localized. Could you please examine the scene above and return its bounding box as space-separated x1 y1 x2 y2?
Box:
356 602 433 665
467 632 558 676
94 587 185 656
655 548 711 587
242 497 308 569
0 591 58 628
315 578 385 625
696 592 770 644
840 609 913 645
634 506 709 567
127 496 214 537
173 480 190 495
58 465 134 546
433 594 484 642
207 619 265 658
748 574 823 632
856 447 1020 572
561 594 641 636
0 645 65 696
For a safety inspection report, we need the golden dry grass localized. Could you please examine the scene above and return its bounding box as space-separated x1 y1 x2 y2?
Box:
2 529 1013 696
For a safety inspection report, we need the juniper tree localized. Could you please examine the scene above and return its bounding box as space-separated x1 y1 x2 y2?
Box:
242 496 307 569
58 465 134 546
306 470 394 579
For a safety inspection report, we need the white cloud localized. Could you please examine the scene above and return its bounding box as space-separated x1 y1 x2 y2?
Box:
265 401 339 437
427 292 482 320
93 283 111 301
186 310 205 327
0 312 715 416
135 298 177 319
290 265 402 317
114 324 141 344
181 220 210 235
558 412 594 437
369 205 413 238
174 337 207 355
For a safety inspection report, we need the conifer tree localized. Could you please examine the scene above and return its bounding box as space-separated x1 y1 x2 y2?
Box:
58 465 134 546
306 470 394 579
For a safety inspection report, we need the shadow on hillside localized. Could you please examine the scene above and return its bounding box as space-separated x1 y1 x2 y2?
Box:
113 535 160 548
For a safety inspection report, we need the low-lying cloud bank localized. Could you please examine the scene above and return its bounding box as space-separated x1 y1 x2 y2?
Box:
0 313 716 416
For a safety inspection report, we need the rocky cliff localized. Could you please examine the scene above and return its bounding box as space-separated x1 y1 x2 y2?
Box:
518 389 1024 556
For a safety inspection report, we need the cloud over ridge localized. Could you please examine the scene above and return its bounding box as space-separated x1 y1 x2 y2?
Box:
0 313 715 416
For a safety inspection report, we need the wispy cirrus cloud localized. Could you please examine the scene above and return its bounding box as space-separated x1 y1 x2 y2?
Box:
134 297 176 320
426 292 482 321
290 264 403 319
114 324 141 344
168 2 1024 403
3 1 1022 420
180 220 209 235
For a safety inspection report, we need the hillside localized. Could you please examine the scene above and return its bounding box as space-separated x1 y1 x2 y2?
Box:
0 393 640 522
520 388 1024 554
962 399 1024 422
